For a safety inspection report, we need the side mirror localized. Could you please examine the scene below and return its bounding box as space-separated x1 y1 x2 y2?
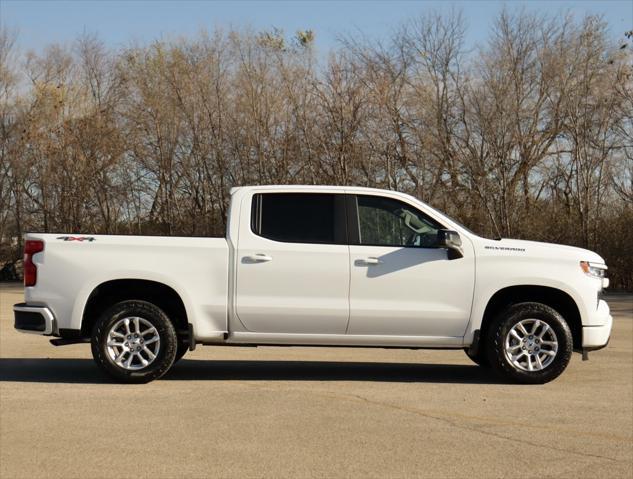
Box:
436 229 463 260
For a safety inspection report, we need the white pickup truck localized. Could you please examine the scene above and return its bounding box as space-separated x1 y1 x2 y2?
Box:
14 185 612 384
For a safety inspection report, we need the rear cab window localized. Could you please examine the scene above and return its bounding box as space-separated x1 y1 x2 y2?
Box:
251 193 347 244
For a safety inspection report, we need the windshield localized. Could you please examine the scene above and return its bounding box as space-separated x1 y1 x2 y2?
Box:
418 201 478 236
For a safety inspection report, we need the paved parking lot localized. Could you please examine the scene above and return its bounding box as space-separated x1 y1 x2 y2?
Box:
1 284 631 478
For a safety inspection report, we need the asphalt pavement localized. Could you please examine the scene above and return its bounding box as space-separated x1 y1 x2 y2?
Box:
1 284 631 478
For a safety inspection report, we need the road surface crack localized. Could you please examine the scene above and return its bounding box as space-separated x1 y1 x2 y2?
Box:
336 391 621 463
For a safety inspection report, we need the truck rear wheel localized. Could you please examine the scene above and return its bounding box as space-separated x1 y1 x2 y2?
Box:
485 302 573 384
91 300 177 383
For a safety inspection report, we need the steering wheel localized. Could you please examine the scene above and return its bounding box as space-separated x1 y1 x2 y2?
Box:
404 230 418 246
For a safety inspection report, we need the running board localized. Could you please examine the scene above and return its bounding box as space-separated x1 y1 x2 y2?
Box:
227 332 464 348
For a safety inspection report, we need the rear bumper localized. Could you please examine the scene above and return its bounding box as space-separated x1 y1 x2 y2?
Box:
582 300 612 349
14 303 56 335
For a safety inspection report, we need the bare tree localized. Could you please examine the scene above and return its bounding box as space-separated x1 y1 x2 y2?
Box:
0 13 631 288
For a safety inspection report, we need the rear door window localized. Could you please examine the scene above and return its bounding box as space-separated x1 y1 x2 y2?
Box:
251 193 346 244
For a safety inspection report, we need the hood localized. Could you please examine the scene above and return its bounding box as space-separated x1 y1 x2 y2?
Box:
481 238 605 264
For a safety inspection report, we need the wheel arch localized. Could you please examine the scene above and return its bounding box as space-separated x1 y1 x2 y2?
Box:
479 285 582 350
81 279 189 338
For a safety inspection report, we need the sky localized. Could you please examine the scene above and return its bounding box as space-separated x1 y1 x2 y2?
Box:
1 0 632 55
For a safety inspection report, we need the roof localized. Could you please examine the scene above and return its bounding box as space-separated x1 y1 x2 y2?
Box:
230 185 400 195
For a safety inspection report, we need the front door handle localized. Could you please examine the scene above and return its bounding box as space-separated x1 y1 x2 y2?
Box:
360 257 382 265
245 253 273 263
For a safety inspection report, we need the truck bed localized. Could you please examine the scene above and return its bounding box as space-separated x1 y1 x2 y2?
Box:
24 233 230 340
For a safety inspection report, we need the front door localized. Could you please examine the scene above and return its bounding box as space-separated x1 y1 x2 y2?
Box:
347 194 475 338
235 192 350 334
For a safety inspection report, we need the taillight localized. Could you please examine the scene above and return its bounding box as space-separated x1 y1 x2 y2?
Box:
24 240 44 287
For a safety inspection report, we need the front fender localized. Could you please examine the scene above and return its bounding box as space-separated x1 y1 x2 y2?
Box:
464 276 589 345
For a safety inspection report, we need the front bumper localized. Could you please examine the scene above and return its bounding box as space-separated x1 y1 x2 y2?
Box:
14 303 56 335
582 299 612 349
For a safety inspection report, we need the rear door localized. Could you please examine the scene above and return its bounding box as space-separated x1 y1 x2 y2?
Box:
235 192 350 334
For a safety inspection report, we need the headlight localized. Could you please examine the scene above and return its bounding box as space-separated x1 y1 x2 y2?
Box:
580 261 607 278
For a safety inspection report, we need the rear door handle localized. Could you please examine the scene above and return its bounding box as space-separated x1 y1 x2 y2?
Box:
360 257 382 265
245 253 273 263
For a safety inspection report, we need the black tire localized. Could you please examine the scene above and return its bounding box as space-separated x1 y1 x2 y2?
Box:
174 339 189 363
91 300 178 383
464 348 491 368
485 302 573 384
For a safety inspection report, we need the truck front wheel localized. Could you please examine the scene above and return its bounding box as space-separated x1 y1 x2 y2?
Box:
91 300 178 383
174 339 189 363
485 302 573 384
